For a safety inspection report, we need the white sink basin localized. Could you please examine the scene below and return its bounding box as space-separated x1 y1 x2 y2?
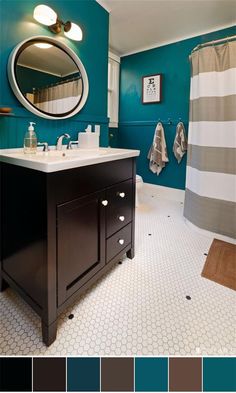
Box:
24 148 109 160
0 147 140 172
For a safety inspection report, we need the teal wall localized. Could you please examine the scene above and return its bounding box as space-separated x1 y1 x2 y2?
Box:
0 0 109 148
16 66 62 95
118 26 236 190
109 127 119 147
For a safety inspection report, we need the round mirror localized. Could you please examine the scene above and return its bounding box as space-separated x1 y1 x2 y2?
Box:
8 36 89 119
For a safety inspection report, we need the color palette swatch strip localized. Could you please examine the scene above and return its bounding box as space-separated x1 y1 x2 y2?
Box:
0 357 235 392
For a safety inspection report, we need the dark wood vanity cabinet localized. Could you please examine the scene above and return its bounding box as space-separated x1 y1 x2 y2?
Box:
0 158 136 345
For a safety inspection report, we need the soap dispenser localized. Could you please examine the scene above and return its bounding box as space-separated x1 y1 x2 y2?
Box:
24 122 37 154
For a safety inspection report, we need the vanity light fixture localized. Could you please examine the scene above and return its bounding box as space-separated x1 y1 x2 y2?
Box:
33 4 83 41
33 4 57 26
64 22 83 41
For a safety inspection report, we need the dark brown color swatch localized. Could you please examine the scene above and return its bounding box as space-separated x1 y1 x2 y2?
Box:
201 239 236 291
101 358 134 391
169 358 202 391
33 358 66 391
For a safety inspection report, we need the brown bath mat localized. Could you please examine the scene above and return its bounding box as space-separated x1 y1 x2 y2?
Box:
201 239 236 291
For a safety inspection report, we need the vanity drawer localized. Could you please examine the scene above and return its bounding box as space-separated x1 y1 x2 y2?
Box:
106 179 133 237
50 158 134 205
106 223 132 262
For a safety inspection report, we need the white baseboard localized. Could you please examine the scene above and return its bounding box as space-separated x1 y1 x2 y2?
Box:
184 218 236 245
142 182 185 202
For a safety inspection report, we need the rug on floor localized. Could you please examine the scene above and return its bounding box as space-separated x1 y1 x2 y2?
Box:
201 239 236 291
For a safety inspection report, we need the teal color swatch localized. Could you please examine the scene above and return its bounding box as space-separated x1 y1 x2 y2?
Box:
135 357 168 392
67 357 100 392
203 357 236 392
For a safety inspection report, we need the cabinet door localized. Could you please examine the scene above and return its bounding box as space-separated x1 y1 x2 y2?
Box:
57 192 105 306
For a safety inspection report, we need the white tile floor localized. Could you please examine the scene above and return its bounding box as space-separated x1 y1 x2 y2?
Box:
0 188 235 356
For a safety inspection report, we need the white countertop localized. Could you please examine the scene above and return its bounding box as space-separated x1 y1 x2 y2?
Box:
0 147 140 173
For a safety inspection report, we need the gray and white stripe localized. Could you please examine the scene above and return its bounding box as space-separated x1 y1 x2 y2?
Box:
184 41 236 239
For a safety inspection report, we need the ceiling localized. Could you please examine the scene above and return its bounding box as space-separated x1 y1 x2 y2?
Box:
18 45 78 77
96 0 236 56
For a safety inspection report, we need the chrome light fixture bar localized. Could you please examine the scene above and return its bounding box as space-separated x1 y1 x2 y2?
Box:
33 4 83 41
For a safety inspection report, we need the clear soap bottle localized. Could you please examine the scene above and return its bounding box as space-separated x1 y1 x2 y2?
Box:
24 122 37 154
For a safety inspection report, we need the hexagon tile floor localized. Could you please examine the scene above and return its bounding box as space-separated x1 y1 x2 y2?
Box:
0 188 235 356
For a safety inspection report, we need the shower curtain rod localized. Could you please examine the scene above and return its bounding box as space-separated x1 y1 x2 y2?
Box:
192 34 236 52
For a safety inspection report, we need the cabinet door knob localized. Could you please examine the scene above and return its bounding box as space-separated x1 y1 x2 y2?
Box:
118 239 125 245
102 200 108 206
119 216 125 222
118 192 125 198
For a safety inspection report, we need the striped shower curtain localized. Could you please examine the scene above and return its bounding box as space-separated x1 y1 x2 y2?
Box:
33 79 82 114
184 41 236 239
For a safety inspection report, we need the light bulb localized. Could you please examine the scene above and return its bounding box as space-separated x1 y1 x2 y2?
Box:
33 4 57 26
64 22 83 41
34 43 53 49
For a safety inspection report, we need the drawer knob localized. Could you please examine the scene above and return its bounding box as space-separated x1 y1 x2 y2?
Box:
102 200 108 206
119 215 125 222
118 239 125 245
118 192 125 198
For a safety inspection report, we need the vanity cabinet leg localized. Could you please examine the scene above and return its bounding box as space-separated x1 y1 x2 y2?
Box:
0 275 9 292
127 247 134 259
42 320 57 346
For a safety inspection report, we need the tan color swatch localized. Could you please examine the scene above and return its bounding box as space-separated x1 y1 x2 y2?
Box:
169 357 202 391
201 239 236 291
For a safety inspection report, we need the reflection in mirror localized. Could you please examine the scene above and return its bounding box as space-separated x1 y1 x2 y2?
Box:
15 40 83 116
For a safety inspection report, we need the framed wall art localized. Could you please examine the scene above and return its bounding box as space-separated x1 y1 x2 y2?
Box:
142 73 162 104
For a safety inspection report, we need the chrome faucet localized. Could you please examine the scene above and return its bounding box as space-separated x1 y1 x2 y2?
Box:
56 133 70 150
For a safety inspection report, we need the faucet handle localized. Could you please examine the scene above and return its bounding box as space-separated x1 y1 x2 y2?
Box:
37 142 49 152
67 141 79 149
